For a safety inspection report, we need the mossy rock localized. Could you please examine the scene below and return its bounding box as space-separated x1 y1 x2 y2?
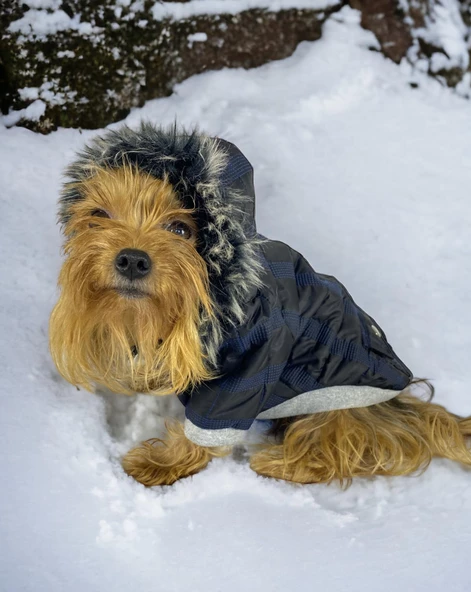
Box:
1 2 344 132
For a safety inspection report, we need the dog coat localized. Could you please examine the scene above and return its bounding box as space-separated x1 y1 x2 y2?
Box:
62 124 413 446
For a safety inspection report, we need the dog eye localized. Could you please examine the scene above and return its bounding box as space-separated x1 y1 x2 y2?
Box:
90 209 110 218
165 221 192 239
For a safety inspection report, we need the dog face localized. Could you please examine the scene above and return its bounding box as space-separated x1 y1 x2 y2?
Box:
50 165 214 396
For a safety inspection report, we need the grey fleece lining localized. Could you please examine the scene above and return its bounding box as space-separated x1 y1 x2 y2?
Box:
257 385 401 419
184 422 247 447
184 385 402 446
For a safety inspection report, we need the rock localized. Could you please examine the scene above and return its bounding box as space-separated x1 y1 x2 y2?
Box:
349 0 412 63
351 0 470 95
1 1 344 132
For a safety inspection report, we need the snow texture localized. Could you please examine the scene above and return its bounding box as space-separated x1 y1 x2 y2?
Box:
1 7 470 592
8 9 103 37
421 0 469 70
151 0 339 20
405 0 471 94
187 32 208 48
2 99 47 127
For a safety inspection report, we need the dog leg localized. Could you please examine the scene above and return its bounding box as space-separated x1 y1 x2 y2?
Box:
122 421 229 486
250 394 471 486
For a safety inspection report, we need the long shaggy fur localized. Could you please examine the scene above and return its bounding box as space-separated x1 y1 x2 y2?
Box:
122 421 229 486
250 392 471 486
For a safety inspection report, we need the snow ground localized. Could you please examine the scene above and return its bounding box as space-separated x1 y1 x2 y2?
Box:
1 7 470 592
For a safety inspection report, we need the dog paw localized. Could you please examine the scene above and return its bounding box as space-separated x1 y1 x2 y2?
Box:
121 440 183 486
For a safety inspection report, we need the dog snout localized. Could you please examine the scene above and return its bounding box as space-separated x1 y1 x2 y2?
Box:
115 249 152 281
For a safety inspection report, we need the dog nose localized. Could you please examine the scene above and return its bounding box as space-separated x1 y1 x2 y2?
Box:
115 249 152 281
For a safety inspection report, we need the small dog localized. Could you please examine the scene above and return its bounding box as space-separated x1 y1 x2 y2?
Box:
50 123 471 487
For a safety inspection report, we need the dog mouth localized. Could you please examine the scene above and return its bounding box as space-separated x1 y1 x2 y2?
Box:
113 286 151 299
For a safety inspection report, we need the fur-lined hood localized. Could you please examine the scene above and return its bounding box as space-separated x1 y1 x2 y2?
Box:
60 123 264 366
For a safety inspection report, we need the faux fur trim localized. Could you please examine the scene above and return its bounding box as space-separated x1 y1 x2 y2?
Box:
60 122 264 369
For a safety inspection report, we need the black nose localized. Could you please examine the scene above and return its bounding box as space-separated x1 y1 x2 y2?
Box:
115 249 152 281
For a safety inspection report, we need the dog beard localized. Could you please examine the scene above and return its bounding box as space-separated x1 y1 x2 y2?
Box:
50 260 213 395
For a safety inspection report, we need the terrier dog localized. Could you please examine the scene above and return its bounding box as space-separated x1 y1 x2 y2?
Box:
50 123 471 487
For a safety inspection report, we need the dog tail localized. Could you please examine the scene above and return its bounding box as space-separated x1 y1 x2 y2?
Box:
397 380 471 467
413 398 471 467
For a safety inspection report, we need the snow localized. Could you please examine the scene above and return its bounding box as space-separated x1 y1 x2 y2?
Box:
15 83 77 110
22 0 61 9
3 98 47 126
406 0 470 87
187 32 208 48
1 6 471 591
8 9 102 37
56 49 76 58
151 0 339 20
422 0 469 70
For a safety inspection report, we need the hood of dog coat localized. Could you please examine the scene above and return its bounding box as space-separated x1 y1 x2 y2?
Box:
60 123 264 366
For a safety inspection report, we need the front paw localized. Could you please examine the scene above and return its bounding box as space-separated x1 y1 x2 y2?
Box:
122 439 183 486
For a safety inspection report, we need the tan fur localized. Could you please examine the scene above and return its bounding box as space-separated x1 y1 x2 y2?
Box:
122 421 229 486
50 166 215 396
250 393 471 486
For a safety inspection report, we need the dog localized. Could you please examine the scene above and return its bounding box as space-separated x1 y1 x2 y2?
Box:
50 123 471 487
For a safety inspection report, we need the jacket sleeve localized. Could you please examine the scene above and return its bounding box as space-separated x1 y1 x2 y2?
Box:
179 294 295 447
